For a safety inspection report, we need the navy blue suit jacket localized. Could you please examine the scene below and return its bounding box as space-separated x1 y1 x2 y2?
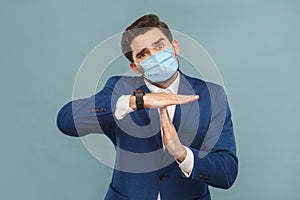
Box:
57 72 238 200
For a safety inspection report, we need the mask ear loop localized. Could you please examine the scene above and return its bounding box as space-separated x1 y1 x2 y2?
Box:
134 62 147 79
136 63 144 75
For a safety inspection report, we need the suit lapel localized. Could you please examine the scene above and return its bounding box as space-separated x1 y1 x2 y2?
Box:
174 73 199 146
133 77 163 150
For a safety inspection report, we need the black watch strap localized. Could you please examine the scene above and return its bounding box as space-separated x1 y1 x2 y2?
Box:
133 90 145 110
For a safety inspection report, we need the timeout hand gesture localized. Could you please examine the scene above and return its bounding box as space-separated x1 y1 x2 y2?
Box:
130 92 199 162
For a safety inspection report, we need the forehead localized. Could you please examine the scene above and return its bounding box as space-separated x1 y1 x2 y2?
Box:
130 28 169 52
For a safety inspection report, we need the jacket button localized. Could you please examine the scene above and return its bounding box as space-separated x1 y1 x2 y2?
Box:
159 174 167 181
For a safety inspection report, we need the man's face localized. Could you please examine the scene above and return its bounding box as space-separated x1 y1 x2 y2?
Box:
129 27 179 74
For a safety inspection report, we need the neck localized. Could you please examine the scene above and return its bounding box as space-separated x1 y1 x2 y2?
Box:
152 71 178 89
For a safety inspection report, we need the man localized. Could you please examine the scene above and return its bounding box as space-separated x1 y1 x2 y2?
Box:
57 14 238 200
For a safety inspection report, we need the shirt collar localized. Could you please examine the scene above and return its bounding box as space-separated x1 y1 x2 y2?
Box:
144 71 180 94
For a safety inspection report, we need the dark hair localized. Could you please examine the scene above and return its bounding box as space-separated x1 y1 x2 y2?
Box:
121 14 173 62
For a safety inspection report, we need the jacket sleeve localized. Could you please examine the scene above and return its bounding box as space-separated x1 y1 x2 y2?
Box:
56 76 121 138
187 86 238 189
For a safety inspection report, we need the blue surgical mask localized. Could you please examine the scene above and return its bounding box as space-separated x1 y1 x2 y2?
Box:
140 47 178 83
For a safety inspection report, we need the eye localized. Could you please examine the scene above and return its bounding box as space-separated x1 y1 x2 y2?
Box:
156 44 164 50
137 52 148 59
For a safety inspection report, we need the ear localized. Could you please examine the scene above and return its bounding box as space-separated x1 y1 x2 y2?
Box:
130 62 141 74
172 39 180 55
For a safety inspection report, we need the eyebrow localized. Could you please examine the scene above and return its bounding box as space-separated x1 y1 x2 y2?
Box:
151 38 165 46
135 38 165 58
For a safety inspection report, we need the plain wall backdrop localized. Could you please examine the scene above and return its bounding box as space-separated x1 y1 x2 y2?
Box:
1 0 299 199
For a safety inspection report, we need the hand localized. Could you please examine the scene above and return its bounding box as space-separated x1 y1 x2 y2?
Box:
130 92 199 109
160 107 187 162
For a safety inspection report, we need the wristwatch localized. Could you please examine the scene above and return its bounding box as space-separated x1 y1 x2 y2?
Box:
133 90 145 110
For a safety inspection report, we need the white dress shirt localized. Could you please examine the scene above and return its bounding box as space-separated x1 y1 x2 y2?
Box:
114 72 194 199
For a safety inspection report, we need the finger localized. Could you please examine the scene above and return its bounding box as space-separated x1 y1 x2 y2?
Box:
159 108 170 126
161 124 177 145
161 107 170 119
160 108 175 134
174 95 199 105
176 94 199 101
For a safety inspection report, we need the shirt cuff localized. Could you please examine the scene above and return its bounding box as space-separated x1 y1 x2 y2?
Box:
177 146 194 177
114 95 134 120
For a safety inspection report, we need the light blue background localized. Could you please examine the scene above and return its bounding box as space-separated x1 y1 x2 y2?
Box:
1 0 299 199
